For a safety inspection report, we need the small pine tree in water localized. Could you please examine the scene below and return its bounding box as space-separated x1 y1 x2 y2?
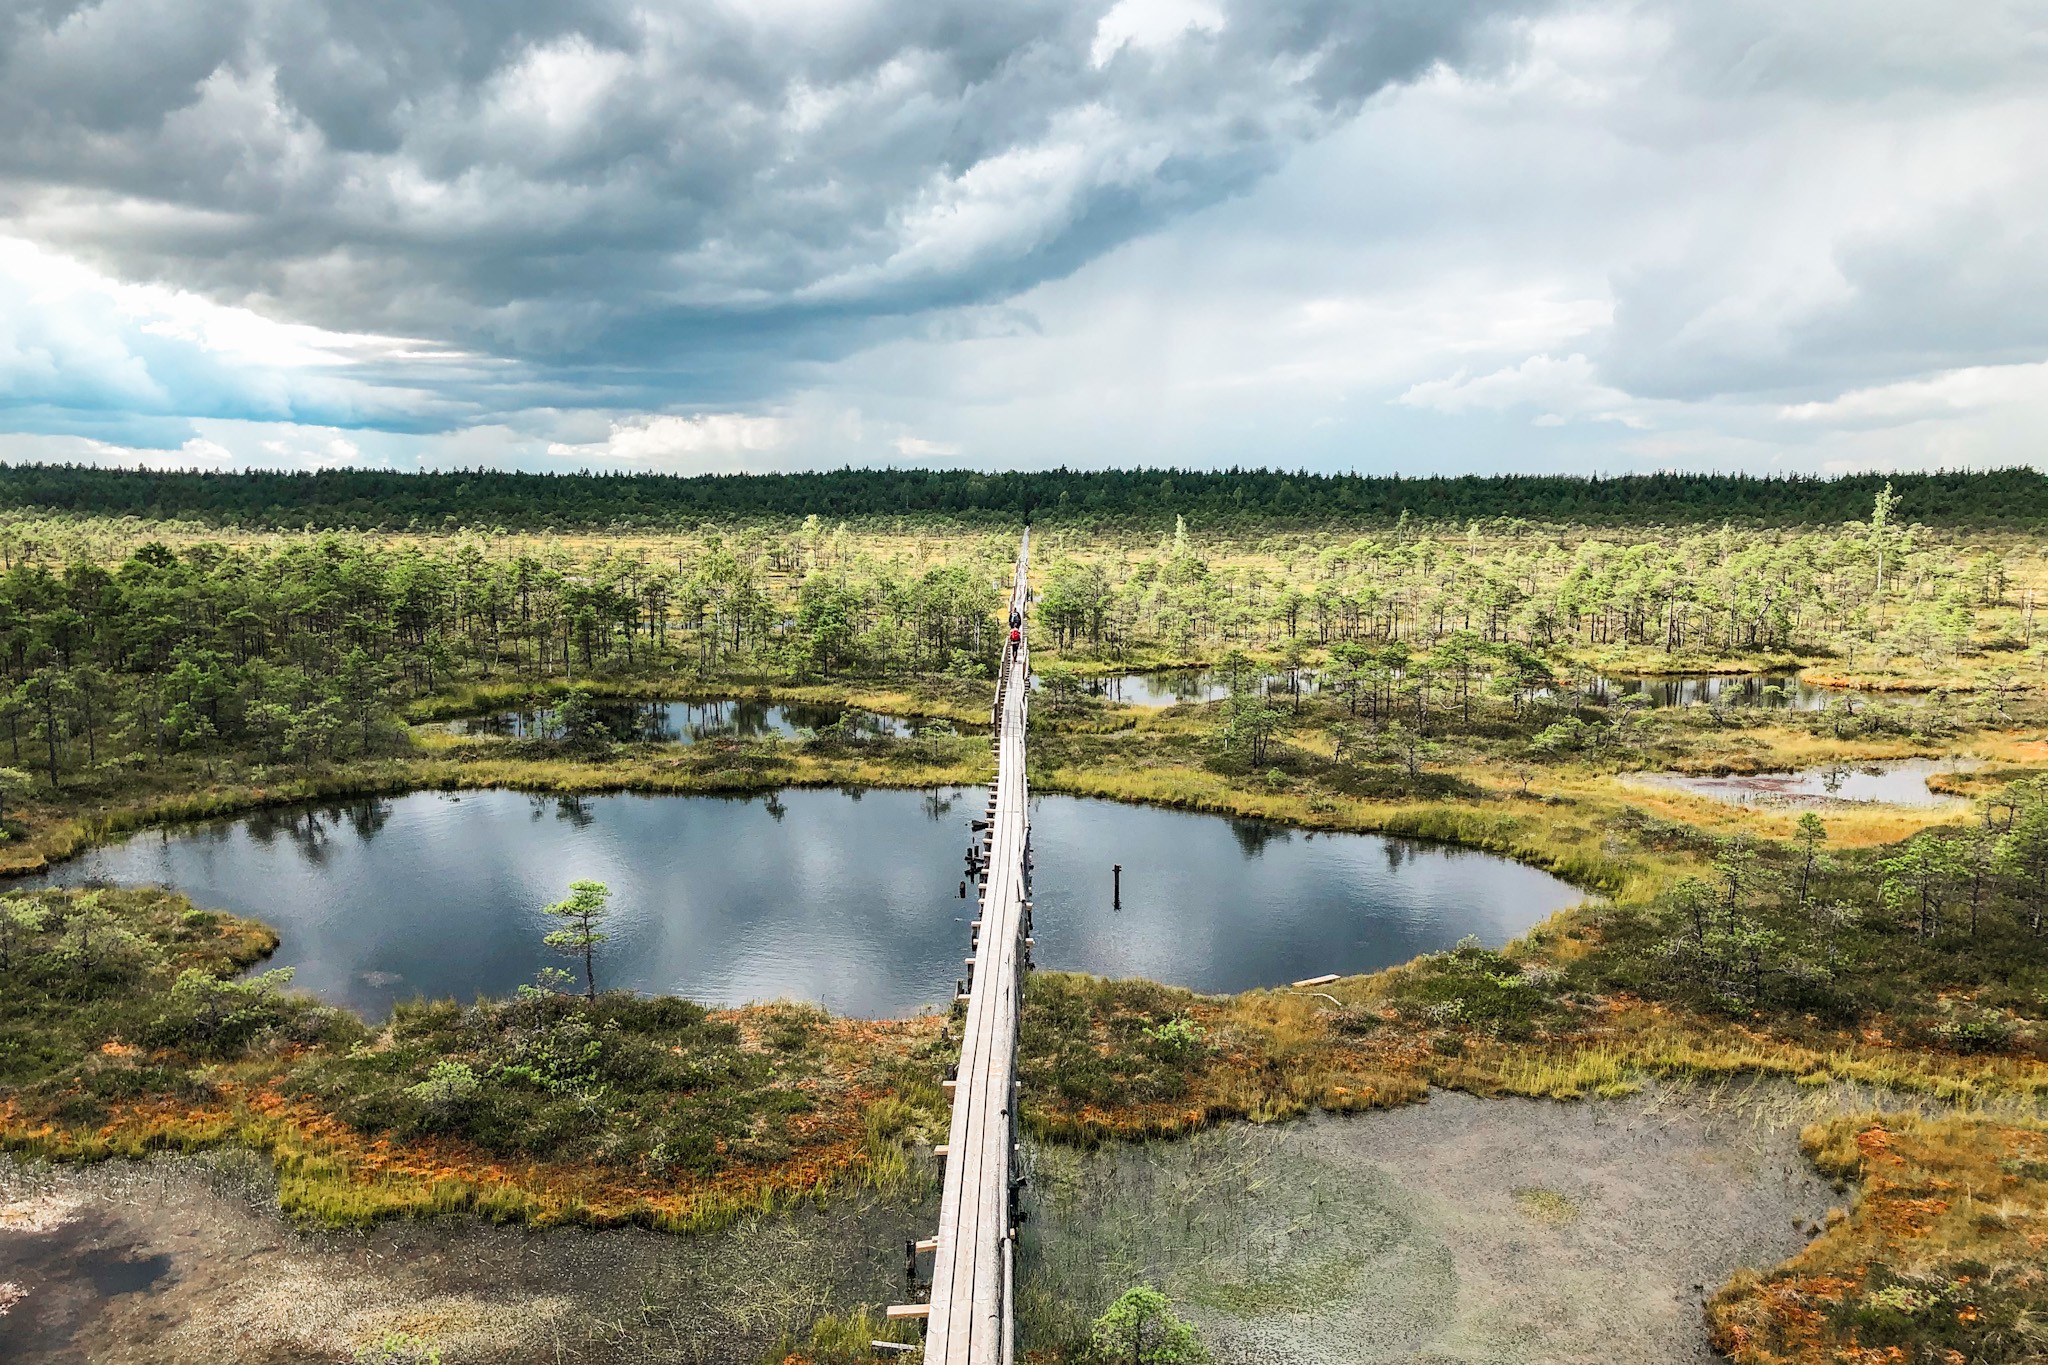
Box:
1089 1285 1209 1365
542 879 612 1001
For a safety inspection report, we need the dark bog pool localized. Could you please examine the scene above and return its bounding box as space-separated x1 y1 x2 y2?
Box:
25 790 1581 1019
1036 668 1853 711
1580 673 1843 710
1033 670 1234 707
435 698 916 741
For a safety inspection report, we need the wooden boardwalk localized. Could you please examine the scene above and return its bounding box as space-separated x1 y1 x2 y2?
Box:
919 529 1033 1364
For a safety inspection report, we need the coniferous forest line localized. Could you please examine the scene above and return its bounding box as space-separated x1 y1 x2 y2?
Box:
1 463 2045 530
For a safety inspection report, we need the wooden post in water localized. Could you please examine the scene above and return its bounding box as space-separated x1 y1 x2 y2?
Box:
1112 864 1122 909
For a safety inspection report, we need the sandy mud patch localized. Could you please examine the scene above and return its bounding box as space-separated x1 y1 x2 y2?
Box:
0 1150 933 1364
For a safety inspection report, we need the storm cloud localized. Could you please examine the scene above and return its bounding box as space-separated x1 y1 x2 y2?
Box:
0 0 1534 364
0 0 2044 473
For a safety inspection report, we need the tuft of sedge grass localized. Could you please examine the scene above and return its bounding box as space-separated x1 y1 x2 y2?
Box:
1436 1006 2048 1107
758 1306 921 1365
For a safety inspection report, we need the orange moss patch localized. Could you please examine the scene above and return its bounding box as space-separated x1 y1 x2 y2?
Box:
1709 1115 2048 1365
2 1011 945 1235
1799 672 1949 693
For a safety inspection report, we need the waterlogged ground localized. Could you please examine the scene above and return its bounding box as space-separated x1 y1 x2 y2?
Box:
1 1081 1918 1365
0 1151 934 1365
1018 1080 1888 1365
1629 757 1979 811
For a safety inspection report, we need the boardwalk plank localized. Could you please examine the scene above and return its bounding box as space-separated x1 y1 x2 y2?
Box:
925 529 1031 1365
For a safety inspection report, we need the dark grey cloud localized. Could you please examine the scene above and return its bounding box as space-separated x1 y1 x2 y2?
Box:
0 0 1537 392
1662 0 2048 102
1605 208 2048 406
1584 0 2048 406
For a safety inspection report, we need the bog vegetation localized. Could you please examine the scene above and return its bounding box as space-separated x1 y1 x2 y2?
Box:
0 472 2046 1364
0 885 949 1232
0 475 2034 797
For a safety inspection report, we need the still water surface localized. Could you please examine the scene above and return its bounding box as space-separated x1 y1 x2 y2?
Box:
1042 668 1853 710
27 789 1580 1019
432 698 916 741
1573 673 1843 711
1032 670 1232 707
1631 758 1977 809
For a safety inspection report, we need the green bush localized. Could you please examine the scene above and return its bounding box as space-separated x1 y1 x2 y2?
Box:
1141 1014 1209 1063
1088 1285 1209 1365
1389 938 1558 1041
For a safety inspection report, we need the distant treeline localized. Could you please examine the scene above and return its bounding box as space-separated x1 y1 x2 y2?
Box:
0 463 2041 530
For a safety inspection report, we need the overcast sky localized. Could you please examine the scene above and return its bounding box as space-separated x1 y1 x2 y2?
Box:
1 0 2043 477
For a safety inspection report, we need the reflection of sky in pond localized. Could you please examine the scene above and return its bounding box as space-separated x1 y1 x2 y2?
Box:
1026 797 1580 990
1031 670 1233 707
1630 758 1977 809
1550 674 1851 710
1037 668 1857 712
435 698 914 741
27 790 1580 1019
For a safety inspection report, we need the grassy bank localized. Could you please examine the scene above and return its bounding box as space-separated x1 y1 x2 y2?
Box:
400 673 998 728
1018 959 2048 1151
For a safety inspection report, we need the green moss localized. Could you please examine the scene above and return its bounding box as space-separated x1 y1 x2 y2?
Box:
1188 1250 1370 1316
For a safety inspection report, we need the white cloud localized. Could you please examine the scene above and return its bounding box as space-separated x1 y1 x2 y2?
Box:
759 1 2048 475
1777 362 2048 427
894 435 963 457
0 236 472 434
1399 354 1644 427
546 413 790 467
1091 0 1225 68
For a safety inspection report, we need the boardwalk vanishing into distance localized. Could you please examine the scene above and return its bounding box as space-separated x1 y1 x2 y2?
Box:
895 529 1033 1364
